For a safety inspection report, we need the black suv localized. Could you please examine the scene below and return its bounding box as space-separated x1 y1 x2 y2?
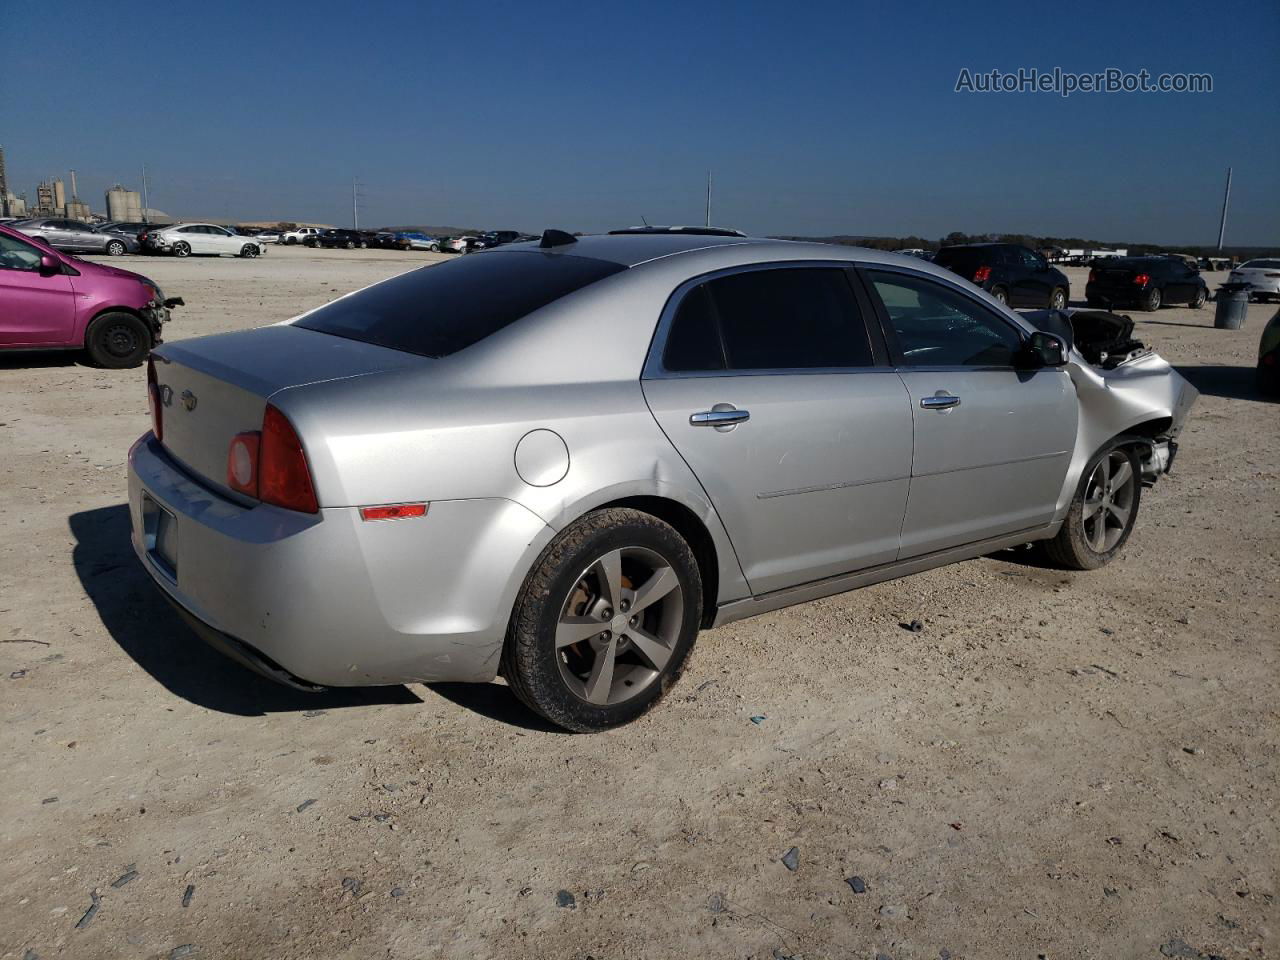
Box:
1085 257 1208 311
934 243 1071 309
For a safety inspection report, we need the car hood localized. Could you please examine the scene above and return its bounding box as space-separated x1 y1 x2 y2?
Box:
74 257 153 285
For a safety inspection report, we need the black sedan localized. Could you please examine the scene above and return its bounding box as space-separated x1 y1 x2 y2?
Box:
1086 257 1208 312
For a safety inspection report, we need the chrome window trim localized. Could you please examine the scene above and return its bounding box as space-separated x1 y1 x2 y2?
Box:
642 259 883 381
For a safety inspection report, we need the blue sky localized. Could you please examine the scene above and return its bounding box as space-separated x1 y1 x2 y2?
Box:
3 0 1276 244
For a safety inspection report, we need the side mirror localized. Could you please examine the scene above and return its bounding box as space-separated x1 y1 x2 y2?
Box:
38 254 61 277
1023 331 1068 368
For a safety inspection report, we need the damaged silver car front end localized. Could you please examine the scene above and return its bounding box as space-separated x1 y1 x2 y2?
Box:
1024 307 1199 514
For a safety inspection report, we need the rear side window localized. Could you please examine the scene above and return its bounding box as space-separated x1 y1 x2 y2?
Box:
296 252 625 358
663 267 873 372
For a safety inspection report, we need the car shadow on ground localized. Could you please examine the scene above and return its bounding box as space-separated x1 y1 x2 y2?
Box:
1176 365 1277 403
424 683 564 734
1135 317 1215 329
0 353 80 370
69 504 423 716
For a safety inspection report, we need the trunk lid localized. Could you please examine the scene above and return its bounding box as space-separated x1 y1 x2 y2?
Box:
152 324 424 499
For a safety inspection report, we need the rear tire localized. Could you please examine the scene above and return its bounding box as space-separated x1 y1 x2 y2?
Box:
85 312 151 369
1049 287 1067 310
1142 287 1162 311
172 241 190 258
990 285 1009 305
502 508 702 733
1041 444 1142 570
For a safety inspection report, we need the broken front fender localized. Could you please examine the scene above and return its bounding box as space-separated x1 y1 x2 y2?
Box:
1053 352 1199 519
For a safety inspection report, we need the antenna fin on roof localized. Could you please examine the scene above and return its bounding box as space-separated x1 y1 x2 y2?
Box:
539 229 577 248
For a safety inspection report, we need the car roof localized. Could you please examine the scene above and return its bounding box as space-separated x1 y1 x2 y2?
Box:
496 232 761 266
485 233 987 282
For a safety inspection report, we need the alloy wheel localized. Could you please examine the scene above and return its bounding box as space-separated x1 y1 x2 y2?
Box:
1081 450 1136 553
555 546 684 706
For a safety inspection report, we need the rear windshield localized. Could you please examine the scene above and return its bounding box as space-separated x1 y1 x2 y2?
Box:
933 247 986 269
295 251 625 358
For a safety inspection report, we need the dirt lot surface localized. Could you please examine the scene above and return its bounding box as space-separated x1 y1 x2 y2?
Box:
2 248 1276 960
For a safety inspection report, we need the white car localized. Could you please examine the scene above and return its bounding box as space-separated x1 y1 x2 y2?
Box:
280 227 322 245
256 229 282 244
144 223 266 258
1229 259 1280 302
441 235 476 254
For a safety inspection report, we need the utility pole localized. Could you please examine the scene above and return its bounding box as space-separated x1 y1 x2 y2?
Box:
0 145 9 218
352 178 360 230
1216 166 1232 251
705 170 712 227
141 165 150 222
69 169 78 200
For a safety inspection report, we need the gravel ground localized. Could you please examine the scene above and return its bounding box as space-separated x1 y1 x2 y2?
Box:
1 247 1276 960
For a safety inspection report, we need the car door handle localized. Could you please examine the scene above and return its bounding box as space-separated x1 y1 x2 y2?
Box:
920 394 962 410
690 409 750 426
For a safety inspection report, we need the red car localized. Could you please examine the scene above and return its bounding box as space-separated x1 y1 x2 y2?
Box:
0 222 181 368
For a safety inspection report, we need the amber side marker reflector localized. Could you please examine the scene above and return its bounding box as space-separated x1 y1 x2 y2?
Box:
360 503 428 522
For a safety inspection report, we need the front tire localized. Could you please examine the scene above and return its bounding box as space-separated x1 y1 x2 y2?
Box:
172 241 190 258
990 285 1009 305
1190 286 1206 309
105 239 127 257
239 244 259 258
1041 445 1141 570
502 508 703 733
1142 287 1162 311
85 312 151 368
1049 287 1067 310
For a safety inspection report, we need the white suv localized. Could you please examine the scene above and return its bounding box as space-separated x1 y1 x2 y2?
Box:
280 227 322 245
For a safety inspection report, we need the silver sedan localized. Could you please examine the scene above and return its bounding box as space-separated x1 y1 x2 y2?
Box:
128 230 1197 731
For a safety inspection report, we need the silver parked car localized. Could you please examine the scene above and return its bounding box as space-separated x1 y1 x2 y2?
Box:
14 217 135 256
128 231 1197 731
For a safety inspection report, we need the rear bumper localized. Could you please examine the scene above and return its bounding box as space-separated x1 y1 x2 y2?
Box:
127 433 555 687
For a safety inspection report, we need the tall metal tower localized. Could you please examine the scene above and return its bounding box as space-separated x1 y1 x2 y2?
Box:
1216 167 1232 251
0 145 9 217
705 170 712 227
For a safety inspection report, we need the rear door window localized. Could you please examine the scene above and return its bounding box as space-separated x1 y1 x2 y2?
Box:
661 267 874 372
295 252 625 358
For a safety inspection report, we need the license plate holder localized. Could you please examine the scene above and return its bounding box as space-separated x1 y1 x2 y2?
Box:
142 494 178 580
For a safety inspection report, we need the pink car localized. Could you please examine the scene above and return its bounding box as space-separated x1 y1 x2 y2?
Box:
0 222 181 368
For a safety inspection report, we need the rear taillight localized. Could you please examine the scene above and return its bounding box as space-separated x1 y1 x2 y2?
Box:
1132 273 1150 286
224 404 318 513
146 356 163 441
973 265 991 284
1088 269 1097 284
260 405 318 513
